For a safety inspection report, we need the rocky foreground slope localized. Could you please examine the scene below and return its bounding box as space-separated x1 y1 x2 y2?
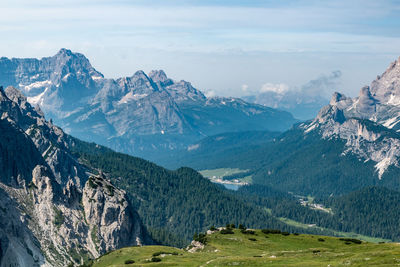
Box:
0 86 148 266
93 228 400 267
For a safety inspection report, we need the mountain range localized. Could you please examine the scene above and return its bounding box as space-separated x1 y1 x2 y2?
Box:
0 49 296 161
242 71 341 120
3 49 400 265
161 57 400 196
0 85 302 266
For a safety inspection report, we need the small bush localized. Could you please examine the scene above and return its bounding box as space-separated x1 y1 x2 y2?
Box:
241 229 255 235
209 225 217 231
88 177 98 189
53 207 64 228
193 233 207 244
220 228 234 234
124 259 135 264
281 232 290 236
339 238 362 244
293 233 299 236
248 238 257 241
152 252 163 257
318 238 325 242
262 229 281 234
312 250 320 253
238 224 246 230
105 184 114 196
151 257 162 262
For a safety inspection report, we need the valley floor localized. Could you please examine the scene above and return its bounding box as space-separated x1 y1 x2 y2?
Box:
92 229 400 266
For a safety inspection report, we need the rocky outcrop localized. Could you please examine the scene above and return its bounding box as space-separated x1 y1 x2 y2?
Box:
82 175 143 255
303 57 400 179
0 86 147 266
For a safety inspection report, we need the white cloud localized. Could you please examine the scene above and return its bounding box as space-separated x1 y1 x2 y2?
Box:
0 0 398 98
204 90 216 98
259 83 289 94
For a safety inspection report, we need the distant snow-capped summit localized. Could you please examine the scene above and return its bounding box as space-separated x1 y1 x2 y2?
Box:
0 49 297 161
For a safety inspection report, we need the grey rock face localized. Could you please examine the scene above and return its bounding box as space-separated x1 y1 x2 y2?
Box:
0 87 147 266
0 49 103 117
82 175 143 254
0 49 297 161
303 57 400 179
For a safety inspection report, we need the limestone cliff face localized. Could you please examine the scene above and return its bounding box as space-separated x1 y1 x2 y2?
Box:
0 86 147 266
303 57 400 179
82 175 143 255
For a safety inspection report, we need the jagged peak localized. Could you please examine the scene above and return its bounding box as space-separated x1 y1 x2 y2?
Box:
131 70 149 79
386 56 400 71
52 48 94 67
330 92 348 105
316 105 346 124
359 85 373 98
5 86 27 104
148 70 168 83
56 48 73 56
369 56 400 103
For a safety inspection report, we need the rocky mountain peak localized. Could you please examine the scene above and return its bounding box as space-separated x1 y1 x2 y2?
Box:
303 56 400 179
330 92 348 105
4 86 27 105
369 57 400 105
51 49 103 79
356 85 377 117
149 69 168 83
56 48 73 56
315 105 346 125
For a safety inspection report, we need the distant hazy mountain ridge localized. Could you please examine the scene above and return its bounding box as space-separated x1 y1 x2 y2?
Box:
167 57 400 197
0 49 297 160
243 71 340 120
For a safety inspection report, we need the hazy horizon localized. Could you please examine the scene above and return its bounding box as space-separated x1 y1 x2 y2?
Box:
1 0 399 99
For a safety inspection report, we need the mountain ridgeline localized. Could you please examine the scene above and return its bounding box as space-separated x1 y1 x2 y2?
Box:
0 49 297 161
0 85 306 266
162 57 400 197
3 49 400 266
0 86 149 266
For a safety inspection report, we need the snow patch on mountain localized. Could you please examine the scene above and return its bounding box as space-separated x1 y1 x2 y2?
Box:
27 88 48 105
118 92 149 104
22 80 52 92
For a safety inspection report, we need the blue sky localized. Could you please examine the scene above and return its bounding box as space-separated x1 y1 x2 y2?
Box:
0 0 400 97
